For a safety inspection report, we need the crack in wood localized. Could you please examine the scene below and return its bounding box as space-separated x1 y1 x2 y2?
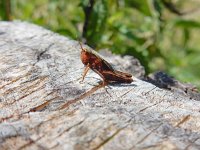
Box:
35 109 78 131
54 119 85 139
0 92 58 122
0 72 32 90
119 87 136 98
17 116 85 147
48 143 60 149
3 76 48 107
21 76 48 93
1 72 44 98
30 96 60 112
36 43 54 62
135 90 170 113
184 137 200 150
138 100 164 112
175 115 190 127
0 115 15 123
59 83 106 110
0 31 5 35
64 77 82 85
143 86 157 96
8 84 46 106
41 91 55 99
92 127 124 150
17 135 46 150
21 75 40 85
131 123 162 148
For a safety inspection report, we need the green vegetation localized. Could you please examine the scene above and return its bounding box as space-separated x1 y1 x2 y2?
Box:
1 0 200 88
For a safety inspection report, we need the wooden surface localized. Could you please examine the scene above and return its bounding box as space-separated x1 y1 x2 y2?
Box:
0 21 200 150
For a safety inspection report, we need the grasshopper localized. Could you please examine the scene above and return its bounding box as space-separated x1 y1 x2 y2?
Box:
79 42 133 85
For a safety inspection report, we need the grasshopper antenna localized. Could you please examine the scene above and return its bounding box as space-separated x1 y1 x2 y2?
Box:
77 35 85 52
79 41 85 51
79 41 87 52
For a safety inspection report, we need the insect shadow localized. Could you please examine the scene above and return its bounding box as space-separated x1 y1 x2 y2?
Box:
85 76 137 88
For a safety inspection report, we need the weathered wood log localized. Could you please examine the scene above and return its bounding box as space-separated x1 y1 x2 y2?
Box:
0 21 200 150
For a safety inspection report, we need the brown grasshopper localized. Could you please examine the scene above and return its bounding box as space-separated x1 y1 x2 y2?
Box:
79 42 133 85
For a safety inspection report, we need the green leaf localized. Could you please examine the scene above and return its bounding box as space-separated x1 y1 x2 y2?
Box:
125 0 152 16
174 19 200 28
